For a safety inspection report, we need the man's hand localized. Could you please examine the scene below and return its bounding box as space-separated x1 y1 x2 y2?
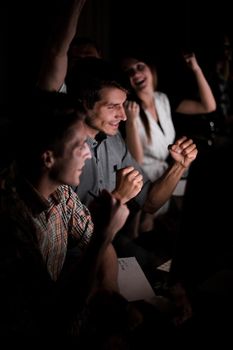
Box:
89 190 129 242
112 166 143 204
168 136 198 169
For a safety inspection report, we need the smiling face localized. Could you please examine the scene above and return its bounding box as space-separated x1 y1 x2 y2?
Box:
49 120 92 187
123 58 157 93
84 86 127 137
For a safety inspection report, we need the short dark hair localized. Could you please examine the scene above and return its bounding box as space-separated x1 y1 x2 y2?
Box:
14 91 86 170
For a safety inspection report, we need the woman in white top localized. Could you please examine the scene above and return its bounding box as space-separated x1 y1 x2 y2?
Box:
122 54 216 230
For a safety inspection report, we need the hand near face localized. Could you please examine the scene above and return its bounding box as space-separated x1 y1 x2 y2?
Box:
124 100 140 123
168 136 198 168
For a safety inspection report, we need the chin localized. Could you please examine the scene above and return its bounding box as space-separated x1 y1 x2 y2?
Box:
107 129 118 136
75 179 80 186
69 178 80 187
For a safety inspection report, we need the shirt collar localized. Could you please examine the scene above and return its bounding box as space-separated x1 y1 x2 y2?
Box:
87 132 107 148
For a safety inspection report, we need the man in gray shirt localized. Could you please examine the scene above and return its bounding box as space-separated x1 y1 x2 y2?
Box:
76 130 151 209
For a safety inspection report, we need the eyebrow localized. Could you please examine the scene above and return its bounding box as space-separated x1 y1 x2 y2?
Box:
107 102 121 106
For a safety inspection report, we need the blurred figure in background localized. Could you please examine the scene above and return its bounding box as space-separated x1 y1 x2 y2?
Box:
209 33 233 137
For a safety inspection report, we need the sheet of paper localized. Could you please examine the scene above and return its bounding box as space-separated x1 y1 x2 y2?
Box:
118 257 156 302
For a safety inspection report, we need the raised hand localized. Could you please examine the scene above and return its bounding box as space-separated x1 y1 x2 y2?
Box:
124 100 140 123
184 53 200 72
168 136 198 169
112 166 143 204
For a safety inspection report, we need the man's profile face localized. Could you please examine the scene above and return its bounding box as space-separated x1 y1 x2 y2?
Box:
50 120 92 186
84 87 127 137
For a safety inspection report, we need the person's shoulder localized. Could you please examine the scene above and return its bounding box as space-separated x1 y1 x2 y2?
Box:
155 91 170 102
0 163 16 192
155 91 171 110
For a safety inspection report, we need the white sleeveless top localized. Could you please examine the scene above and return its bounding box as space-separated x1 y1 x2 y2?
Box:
136 91 176 182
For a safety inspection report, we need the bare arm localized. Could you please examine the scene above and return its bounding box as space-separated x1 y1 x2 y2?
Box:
176 54 216 114
82 190 129 295
143 137 198 213
37 0 87 91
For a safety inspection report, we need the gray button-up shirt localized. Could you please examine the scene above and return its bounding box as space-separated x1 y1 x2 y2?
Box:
76 131 151 210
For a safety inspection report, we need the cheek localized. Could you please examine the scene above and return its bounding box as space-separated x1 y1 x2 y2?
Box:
73 148 82 159
96 116 109 129
71 152 84 168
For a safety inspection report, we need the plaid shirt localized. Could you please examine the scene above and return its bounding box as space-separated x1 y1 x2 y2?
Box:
0 164 94 281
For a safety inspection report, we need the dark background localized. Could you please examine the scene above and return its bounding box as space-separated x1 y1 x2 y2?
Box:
2 0 233 108
0 3 8 111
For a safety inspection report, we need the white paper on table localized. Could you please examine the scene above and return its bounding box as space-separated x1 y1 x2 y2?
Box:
117 257 156 302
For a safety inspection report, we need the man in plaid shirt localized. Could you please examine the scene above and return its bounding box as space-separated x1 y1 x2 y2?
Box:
0 92 129 337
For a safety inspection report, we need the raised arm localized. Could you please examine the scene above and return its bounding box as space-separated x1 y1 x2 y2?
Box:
124 100 144 164
37 0 87 91
143 136 198 213
176 54 216 114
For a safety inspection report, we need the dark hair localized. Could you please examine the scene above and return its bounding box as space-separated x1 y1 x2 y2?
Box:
121 54 158 142
66 57 128 109
14 91 86 170
127 91 152 143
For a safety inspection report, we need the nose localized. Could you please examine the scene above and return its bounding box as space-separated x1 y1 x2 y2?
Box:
119 105 127 121
84 143 92 160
